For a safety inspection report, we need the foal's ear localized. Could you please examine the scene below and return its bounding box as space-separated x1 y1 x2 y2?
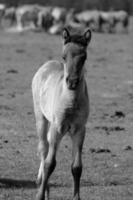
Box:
83 28 92 45
62 28 71 44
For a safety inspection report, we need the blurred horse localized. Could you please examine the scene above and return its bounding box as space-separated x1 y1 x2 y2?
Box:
37 7 54 31
51 6 67 24
112 10 129 33
32 27 91 200
65 9 88 33
99 10 129 33
4 7 16 26
99 11 115 33
75 10 100 31
0 4 6 27
15 4 41 31
49 8 81 35
48 22 63 35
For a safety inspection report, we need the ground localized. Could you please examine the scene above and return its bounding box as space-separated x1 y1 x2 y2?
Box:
0 20 133 200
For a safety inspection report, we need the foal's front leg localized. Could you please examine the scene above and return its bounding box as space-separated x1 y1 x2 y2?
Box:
36 125 60 200
71 127 85 200
35 113 49 186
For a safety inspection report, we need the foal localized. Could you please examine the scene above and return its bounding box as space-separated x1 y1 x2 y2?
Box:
32 27 92 200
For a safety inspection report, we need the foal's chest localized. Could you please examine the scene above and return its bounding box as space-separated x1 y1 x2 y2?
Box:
53 92 89 133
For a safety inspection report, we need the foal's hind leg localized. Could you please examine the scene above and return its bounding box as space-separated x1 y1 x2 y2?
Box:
36 124 61 200
71 127 85 200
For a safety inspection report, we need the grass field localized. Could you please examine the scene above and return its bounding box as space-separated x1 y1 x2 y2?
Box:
0 19 133 199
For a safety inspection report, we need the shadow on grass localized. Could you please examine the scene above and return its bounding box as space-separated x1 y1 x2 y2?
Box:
0 178 37 189
1 178 132 190
0 178 69 189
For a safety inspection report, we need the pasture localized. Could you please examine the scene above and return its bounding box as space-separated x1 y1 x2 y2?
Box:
0 18 133 200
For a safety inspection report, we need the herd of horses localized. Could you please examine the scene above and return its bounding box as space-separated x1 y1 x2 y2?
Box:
0 3 130 34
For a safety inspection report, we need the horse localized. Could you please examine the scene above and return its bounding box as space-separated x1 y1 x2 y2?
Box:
4 7 16 27
65 8 77 24
51 6 67 24
48 22 63 35
37 7 54 31
0 4 6 27
48 8 77 35
112 10 129 33
32 27 92 200
65 10 87 35
99 11 115 33
15 4 41 31
75 10 101 32
99 10 129 33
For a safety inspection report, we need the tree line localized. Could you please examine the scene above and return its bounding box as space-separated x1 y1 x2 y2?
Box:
1 0 133 14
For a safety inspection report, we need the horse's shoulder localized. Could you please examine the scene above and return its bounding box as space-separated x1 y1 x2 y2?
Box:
42 60 63 73
33 60 63 82
32 60 63 95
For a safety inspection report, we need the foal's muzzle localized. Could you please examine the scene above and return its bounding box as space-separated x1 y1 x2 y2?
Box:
66 77 80 90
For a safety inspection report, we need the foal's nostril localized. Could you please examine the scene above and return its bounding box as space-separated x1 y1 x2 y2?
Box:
66 77 79 90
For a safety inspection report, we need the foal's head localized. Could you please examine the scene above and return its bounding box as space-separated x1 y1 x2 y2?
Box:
62 27 91 90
